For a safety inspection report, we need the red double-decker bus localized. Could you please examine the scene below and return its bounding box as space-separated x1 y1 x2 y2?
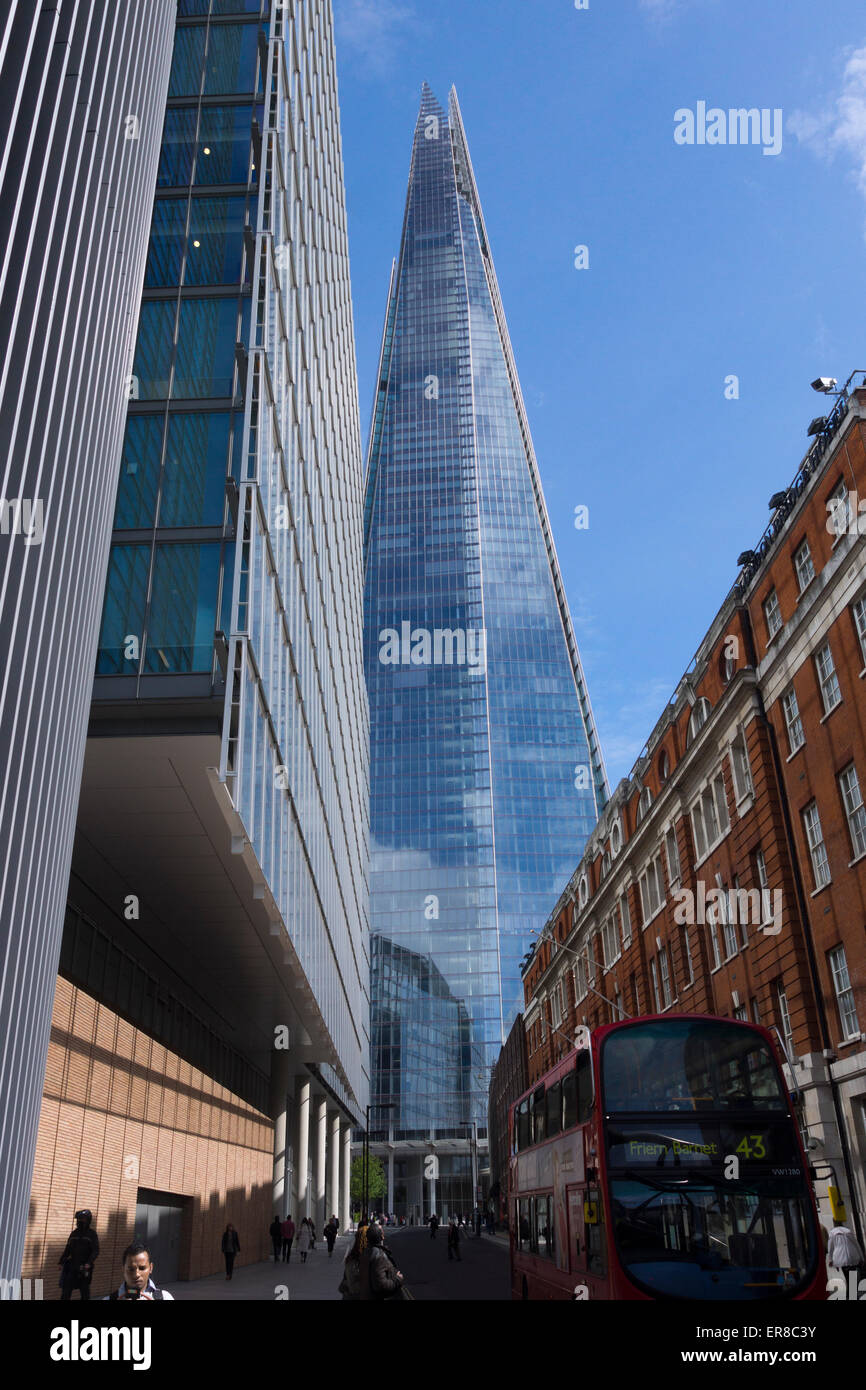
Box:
508 1014 824 1300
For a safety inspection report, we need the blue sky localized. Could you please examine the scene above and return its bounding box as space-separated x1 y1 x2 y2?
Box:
332 0 866 788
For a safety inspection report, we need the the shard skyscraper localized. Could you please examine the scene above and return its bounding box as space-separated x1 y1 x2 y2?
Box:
363 86 607 1217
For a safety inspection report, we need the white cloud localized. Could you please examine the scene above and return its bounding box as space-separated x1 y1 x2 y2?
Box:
790 44 866 226
334 0 415 78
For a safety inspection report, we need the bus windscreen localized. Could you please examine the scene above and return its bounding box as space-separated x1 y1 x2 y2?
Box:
601 1019 788 1113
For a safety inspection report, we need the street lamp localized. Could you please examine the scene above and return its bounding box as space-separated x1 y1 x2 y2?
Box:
459 1120 479 1222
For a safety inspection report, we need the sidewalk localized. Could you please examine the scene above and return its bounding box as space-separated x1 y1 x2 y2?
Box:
168 1234 353 1301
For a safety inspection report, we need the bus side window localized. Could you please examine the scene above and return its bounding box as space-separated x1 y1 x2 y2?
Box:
518 1198 535 1254
576 1051 593 1123
517 1098 530 1151
531 1085 546 1145
517 1199 531 1251
536 1194 555 1260
562 1065 577 1130
545 1079 562 1139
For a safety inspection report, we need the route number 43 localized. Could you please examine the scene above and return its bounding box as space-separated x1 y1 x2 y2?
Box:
735 1134 767 1158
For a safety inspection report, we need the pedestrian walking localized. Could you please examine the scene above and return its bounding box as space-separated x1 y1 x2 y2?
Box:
338 1228 363 1300
59 1209 100 1301
221 1223 240 1279
428 1213 439 1239
308 1218 317 1250
447 1218 462 1261
827 1219 865 1282
298 1217 313 1263
475 1210 482 1238
359 1224 406 1300
269 1214 282 1262
325 1214 339 1255
281 1213 296 1261
104 1242 175 1301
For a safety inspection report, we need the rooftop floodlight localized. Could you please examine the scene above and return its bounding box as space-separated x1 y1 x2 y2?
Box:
807 416 827 437
768 491 788 509
737 550 757 567
811 377 837 393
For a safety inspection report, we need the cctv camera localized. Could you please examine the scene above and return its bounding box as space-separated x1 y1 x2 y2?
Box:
810 377 837 393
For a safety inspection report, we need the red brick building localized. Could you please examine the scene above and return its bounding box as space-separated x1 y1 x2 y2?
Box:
24 977 274 1297
517 374 866 1235
487 1012 528 1223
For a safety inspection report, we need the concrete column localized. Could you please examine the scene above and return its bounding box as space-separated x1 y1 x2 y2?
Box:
341 1124 352 1231
329 1111 341 1223
387 1149 395 1216
315 1097 327 1231
269 1050 291 1217
296 1079 311 1219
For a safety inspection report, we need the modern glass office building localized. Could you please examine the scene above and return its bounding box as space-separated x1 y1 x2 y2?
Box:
17 0 369 1287
93 0 369 1127
363 86 607 1214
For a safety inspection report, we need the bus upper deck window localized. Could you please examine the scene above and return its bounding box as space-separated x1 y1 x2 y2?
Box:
546 1080 562 1138
576 1051 593 1123
531 1086 546 1145
517 1098 530 1151
562 1064 577 1130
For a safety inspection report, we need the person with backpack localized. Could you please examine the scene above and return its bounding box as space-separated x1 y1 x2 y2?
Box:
269 1214 282 1262
221 1223 240 1279
59 1209 99 1301
105 1242 175 1300
324 1214 339 1256
359 1223 405 1300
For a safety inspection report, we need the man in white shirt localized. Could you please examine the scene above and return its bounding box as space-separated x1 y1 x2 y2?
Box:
827 1220 864 1278
105 1242 175 1301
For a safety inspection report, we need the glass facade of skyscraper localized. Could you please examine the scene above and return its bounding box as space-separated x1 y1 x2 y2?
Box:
364 88 607 1154
93 0 370 1120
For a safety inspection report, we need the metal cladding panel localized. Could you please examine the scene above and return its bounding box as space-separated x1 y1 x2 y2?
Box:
0 0 175 1278
213 5 370 1114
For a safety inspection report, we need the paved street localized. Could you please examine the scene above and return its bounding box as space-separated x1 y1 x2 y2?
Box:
386 1228 510 1302
172 1233 353 1300
169 1228 509 1301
